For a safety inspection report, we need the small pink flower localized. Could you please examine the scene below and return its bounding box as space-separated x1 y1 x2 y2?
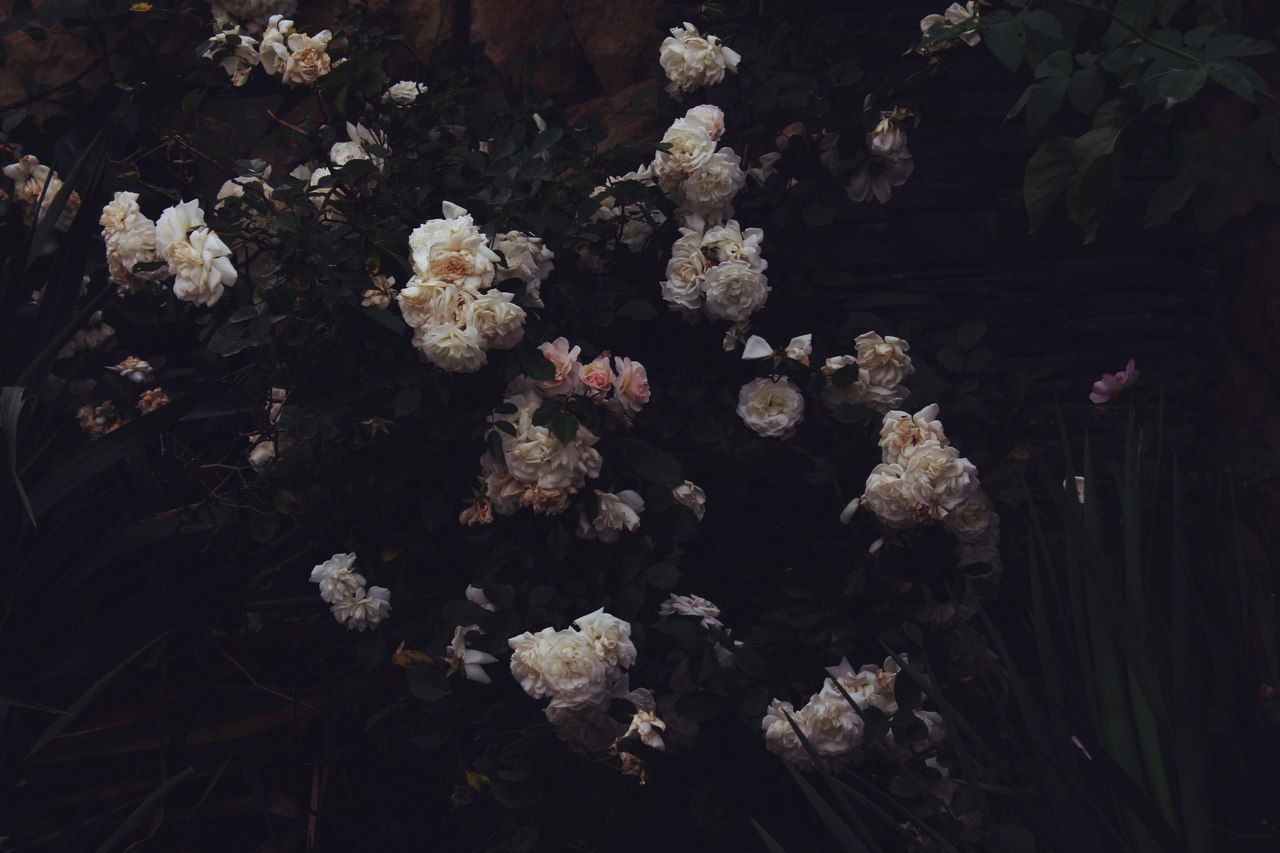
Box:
612 356 650 414
1089 359 1138 404
538 336 582 395
579 354 614 393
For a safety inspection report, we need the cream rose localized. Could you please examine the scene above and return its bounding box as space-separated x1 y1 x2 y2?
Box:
736 377 804 439
659 22 742 94
902 439 980 515
611 357 650 414
703 259 769 322
878 403 947 464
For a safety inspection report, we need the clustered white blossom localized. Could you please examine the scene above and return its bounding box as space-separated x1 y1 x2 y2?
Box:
470 342 650 522
658 22 741 96
821 331 915 414
848 109 915 204
763 656 945 767
205 14 332 88
395 202 532 372
99 191 168 293
661 217 768 322
309 552 391 631
509 609 636 719
4 154 80 232
653 104 745 230
842 401 1003 593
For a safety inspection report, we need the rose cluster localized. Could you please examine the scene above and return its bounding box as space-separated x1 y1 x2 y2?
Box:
100 193 238 306
658 22 741 97
661 218 769 323
821 331 915 414
202 14 334 89
652 105 744 230
509 609 636 720
308 552 392 632
395 202 538 372
469 340 650 522
762 656 945 768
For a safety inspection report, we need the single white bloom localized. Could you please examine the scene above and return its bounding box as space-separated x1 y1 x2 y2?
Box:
203 26 260 87
447 624 498 684
878 403 947 465
736 377 804 439
611 357 650 414
588 490 645 543
573 608 637 669
762 699 811 767
671 480 706 520
331 585 391 631
107 356 154 384
797 691 864 757
168 226 238 306
281 29 333 87
383 80 427 105
154 199 206 263
660 227 709 314
700 219 766 271
309 552 365 604
624 708 667 750
855 331 914 387
508 626 611 709
702 259 769 322
684 104 725 140
902 440 980 515
414 322 487 373
408 202 499 289
537 337 583 396
659 592 721 628
330 122 389 172
861 462 918 528
492 230 555 307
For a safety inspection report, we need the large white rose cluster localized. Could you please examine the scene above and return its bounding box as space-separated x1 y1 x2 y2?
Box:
661 218 769 322
308 552 392 632
153 198 239 306
509 609 636 719
658 22 741 96
763 656 945 767
204 14 333 88
652 105 744 229
395 202 533 372
821 331 915 414
4 154 80 232
471 340 651 521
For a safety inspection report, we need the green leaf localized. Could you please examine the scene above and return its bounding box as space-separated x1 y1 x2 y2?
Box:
1145 176 1197 226
984 18 1026 72
1206 59 1263 102
1156 66 1206 104
1026 77 1069 134
1018 8 1063 39
1023 137 1076 232
549 410 579 446
1067 67 1106 116
1072 126 1122 172
1034 51 1073 79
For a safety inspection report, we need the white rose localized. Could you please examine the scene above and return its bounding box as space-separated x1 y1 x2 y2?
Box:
169 226 238 306
309 552 365 604
659 22 741 94
660 227 709 313
398 277 471 328
281 30 333 87
902 440 980 515
203 26 260 87
679 147 745 214
878 403 947 464
659 592 720 628
408 202 498 289
684 104 725 140
465 290 526 350
154 200 206 263
700 219 765 271
822 656 900 715
508 627 610 709
855 331 914 387
652 117 717 192
331 585 391 631
537 337 583 395
383 80 427 105
671 480 706 520
492 230 555 308
703 259 769 322
588 490 645 543
573 608 636 669
414 322 487 373
762 699 811 766
257 15 293 75
861 462 919 528
797 692 864 757
329 122 388 172
945 490 995 542
736 377 804 439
